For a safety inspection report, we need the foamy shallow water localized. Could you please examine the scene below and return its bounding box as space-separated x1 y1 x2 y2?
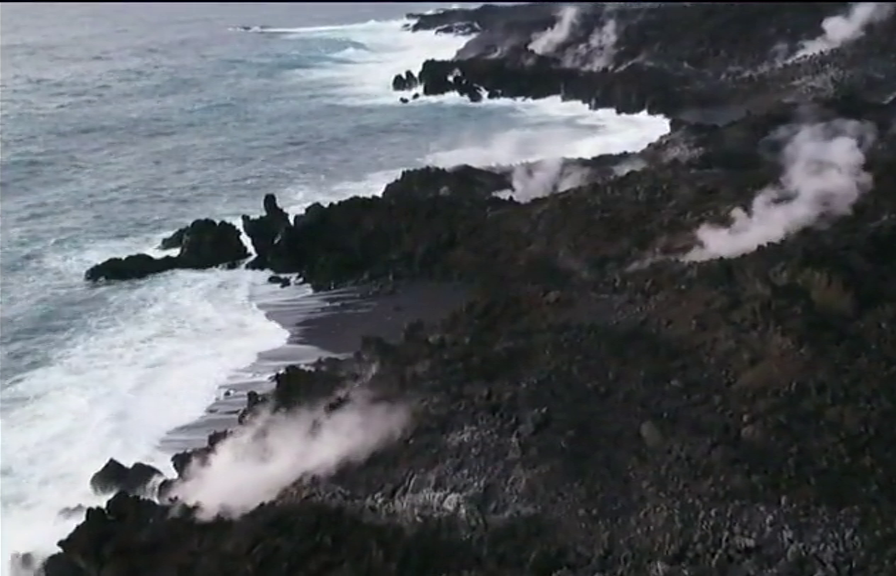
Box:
0 4 669 568
426 107 670 167
0 265 288 558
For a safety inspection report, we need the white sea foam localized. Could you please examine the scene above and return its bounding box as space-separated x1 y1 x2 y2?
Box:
277 19 470 107
276 20 669 205
425 103 669 201
1 235 286 567
281 102 669 208
283 168 402 213
426 103 669 167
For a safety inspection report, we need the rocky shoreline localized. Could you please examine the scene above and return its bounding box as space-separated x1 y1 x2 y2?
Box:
159 279 472 453
21 3 896 575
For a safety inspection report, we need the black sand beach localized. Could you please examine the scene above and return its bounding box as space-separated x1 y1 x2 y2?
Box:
162 281 471 451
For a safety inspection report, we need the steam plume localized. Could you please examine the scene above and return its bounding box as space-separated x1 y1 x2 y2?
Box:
612 156 647 177
529 5 580 55
509 158 591 202
683 119 876 261
794 2 895 58
528 5 618 70
170 393 410 520
563 19 618 71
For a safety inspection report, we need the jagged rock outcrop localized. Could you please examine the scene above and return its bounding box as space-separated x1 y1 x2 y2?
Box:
409 2 896 119
391 69 419 91
241 193 291 270
381 165 510 201
89 459 163 498
85 219 248 281
84 253 181 282
149 165 512 286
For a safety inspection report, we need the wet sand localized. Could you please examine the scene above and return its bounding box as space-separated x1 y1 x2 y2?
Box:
159 280 470 451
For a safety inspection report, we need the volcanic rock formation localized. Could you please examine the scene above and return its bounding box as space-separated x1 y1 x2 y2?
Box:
42 3 896 575
85 219 248 281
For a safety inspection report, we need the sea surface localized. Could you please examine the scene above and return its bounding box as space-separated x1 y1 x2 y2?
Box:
0 2 669 567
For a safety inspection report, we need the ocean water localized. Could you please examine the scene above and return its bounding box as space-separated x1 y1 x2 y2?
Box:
0 2 669 566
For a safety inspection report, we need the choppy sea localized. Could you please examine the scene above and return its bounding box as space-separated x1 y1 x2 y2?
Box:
0 2 669 566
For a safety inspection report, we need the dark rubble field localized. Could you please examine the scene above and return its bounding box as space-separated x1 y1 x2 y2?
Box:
24 2 896 575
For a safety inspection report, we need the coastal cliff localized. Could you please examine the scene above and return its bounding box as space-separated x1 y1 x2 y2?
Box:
30 3 896 575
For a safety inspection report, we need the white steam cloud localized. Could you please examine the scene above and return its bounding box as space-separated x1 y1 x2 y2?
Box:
683 119 876 261
528 5 618 70
794 2 895 58
170 394 410 520
563 19 618 71
507 158 591 202
529 5 580 55
612 156 647 177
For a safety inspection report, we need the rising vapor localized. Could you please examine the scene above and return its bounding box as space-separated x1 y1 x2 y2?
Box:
794 2 895 58
563 19 618 71
169 393 410 520
529 5 580 55
683 119 876 261
528 4 618 70
508 158 591 201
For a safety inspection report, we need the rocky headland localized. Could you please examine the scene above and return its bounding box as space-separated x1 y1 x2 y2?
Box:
24 2 896 575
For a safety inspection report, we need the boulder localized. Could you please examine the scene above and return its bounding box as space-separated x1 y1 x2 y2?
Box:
391 70 419 91
176 219 248 268
120 462 164 497
84 254 179 282
85 219 249 282
89 459 163 498
89 458 129 495
242 193 292 270
404 70 419 89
